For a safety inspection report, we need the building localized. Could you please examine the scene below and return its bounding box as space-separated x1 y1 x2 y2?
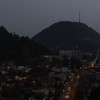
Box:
59 49 94 59
59 49 82 58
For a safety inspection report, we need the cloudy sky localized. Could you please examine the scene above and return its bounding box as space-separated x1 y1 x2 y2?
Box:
0 0 100 37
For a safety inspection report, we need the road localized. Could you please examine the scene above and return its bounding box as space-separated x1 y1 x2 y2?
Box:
60 68 86 100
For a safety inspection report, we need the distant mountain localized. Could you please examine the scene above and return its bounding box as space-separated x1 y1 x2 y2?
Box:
0 26 49 65
34 21 100 53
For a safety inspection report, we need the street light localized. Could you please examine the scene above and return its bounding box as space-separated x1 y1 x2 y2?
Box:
69 76 72 78
66 82 68 84
65 93 70 99
71 79 73 82
68 87 71 92
63 89 65 92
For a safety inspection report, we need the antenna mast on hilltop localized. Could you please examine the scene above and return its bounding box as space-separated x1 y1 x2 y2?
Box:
73 16 75 22
79 11 81 23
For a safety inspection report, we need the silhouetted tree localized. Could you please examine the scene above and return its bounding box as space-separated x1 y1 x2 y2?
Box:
0 26 50 65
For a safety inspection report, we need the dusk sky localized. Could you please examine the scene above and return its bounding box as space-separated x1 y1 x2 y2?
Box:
0 0 100 37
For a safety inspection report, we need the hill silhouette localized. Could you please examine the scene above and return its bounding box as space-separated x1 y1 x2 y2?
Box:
34 21 100 53
0 26 49 65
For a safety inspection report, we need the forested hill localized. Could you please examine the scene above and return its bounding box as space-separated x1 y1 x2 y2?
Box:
34 21 100 53
0 26 49 65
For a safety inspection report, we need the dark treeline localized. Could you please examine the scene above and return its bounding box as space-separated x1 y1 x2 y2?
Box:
0 26 50 65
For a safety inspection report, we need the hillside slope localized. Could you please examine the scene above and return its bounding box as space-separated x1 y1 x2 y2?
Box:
34 21 100 53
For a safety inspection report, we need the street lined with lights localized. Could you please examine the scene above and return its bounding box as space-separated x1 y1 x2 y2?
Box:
60 67 86 100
